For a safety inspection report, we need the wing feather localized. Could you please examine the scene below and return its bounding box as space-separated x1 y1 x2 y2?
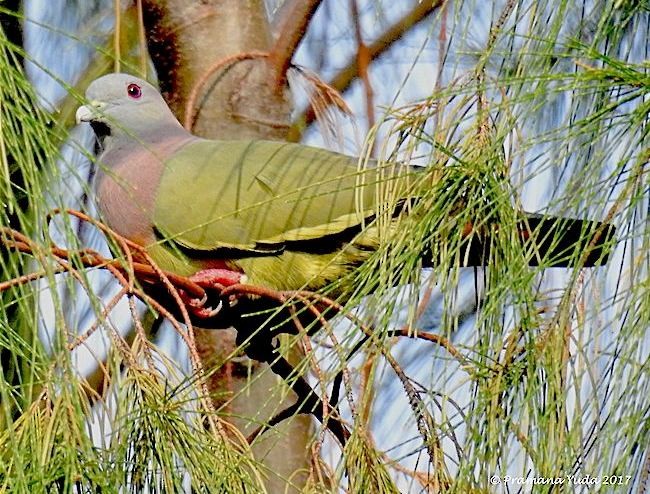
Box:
153 139 413 256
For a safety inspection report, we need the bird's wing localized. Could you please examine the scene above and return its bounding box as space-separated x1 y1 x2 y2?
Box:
153 139 415 256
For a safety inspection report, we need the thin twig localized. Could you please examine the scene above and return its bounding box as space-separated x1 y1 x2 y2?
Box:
136 0 147 77
269 0 323 89
350 0 375 134
68 287 129 351
1 207 462 459
288 0 442 139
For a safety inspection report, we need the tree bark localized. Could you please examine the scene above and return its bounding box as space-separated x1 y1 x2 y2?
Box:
143 0 291 139
142 1 311 491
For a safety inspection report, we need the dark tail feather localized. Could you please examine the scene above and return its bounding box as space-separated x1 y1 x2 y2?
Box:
435 214 616 268
516 215 616 267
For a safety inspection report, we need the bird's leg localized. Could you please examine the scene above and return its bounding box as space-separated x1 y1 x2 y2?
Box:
180 268 246 319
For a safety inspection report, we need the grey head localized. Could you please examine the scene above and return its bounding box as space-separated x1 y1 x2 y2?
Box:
76 73 186 149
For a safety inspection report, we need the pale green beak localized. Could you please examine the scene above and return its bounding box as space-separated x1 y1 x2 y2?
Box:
75 100 107 124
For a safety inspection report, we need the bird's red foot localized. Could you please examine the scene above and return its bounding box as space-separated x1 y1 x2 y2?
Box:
180 268 246 319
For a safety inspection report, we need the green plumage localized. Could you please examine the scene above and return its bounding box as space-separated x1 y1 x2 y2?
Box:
77 74 615 299
152 139 414 291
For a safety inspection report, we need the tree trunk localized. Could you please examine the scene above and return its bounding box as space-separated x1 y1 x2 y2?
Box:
141 1 311 491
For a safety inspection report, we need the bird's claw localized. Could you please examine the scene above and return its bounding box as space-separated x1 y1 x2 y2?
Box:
179 268 244 319
179 291 224 319
186 292 208 308
191 299 223 319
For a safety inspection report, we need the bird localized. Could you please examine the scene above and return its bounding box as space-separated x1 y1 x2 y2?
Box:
75 73 616 325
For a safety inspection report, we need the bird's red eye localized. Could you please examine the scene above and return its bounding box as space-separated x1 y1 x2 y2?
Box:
127 83 142 99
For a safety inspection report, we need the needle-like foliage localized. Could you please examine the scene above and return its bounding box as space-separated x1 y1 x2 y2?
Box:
0 1 649 492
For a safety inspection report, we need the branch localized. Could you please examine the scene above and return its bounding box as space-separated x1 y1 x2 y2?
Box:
1 207 473 458
350 0 375 133
247 356 350 447
269 0 324 89
287 0 443 141
0 211 356 444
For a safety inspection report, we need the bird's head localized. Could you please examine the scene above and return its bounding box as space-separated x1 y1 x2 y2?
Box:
76 73 184 147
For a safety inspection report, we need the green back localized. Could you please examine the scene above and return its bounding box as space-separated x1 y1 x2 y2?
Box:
154 139 412 254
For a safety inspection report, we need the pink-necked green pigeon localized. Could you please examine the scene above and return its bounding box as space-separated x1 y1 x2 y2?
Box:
75 73 615 313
